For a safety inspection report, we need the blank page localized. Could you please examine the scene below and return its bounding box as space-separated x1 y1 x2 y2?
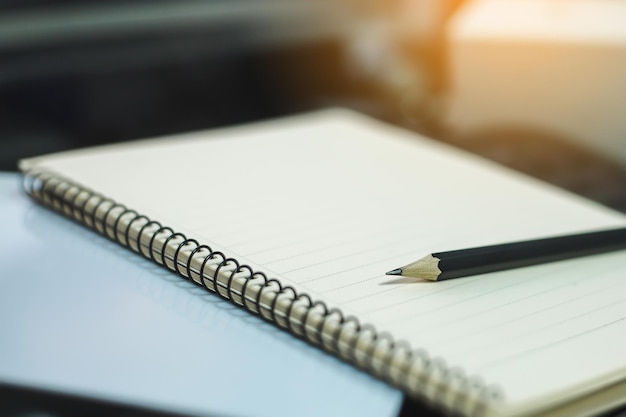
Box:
21 109 626 415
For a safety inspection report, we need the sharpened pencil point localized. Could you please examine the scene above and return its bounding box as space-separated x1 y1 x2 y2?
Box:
390 255 442 280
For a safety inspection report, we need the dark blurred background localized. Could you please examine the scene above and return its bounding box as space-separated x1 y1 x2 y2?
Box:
2 0 626 211
1 1 626 415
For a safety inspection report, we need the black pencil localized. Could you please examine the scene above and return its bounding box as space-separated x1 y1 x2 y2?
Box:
386 227 626 281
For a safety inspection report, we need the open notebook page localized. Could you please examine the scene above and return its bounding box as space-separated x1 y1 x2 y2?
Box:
22 109 626 416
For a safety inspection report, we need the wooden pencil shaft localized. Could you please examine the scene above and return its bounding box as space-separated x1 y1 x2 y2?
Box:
435 228 626 281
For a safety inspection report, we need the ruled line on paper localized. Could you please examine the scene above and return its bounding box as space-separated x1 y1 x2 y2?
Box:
374 265 560 327
275 235 422 275
294 258 394 285
345 278 476 310
436 286 626 364
321 274 383 293
260 226 408 267
405 277 574 337
242 215 377 257
478 311 626 372
257 224 488 288
260 215 429 267
412 264 626 348
428 278 621 351
218 205 352 248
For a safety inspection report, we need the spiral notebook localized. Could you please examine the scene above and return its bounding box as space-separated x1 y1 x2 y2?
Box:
19 109 626 417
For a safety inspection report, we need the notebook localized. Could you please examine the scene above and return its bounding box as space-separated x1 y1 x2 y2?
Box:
19 109 626 417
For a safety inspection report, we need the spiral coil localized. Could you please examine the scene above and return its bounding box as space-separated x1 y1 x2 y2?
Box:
23 169 501 416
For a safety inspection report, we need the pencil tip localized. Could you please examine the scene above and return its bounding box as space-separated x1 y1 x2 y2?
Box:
386 268 403 276
399 255 442 280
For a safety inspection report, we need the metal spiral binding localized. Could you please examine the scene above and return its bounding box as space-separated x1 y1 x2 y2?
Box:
23 169 502 416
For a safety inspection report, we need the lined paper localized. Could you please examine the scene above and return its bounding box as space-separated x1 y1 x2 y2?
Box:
23 109 626 415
